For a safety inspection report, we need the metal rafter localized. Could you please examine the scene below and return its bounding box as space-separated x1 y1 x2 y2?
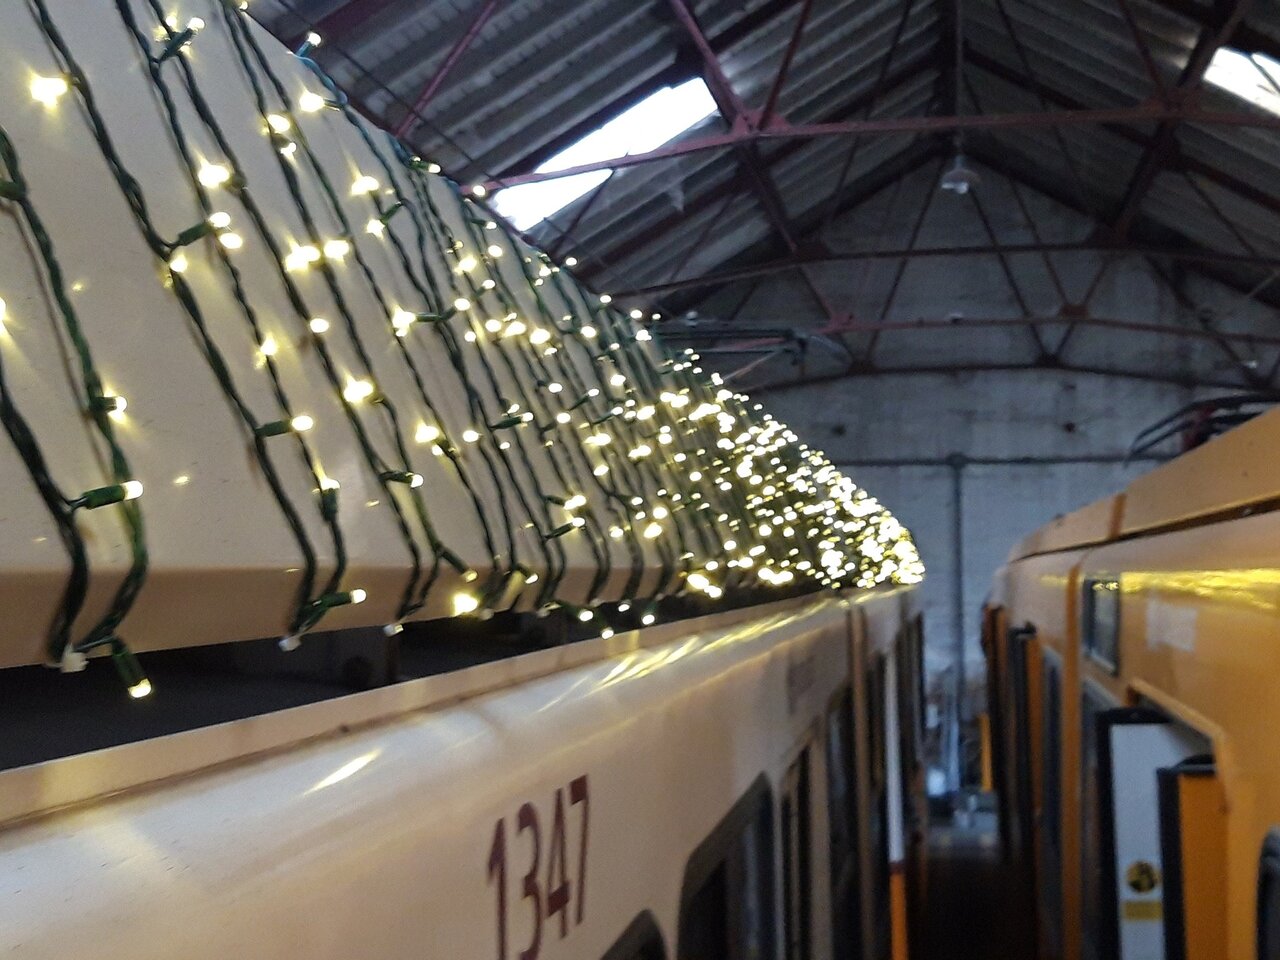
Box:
482 101 1280 192
613 241 1280 299
760 0 816 127
1109 0 1259 240
571 53 940 285
663 0 840 323
393 0 503 139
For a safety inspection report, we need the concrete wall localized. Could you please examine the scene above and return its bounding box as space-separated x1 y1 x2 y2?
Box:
763 370 1188 679
686 159 1280 784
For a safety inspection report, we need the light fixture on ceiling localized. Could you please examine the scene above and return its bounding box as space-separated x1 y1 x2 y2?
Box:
939 0 979 195
940 152 980 195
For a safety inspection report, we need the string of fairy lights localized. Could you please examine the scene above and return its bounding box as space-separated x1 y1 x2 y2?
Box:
0 0 923 698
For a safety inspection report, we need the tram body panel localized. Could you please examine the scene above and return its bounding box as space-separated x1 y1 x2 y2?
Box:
988 419 1280 960
0 594 922 960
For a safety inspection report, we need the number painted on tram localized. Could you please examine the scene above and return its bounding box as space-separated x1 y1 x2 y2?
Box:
487 775 591 960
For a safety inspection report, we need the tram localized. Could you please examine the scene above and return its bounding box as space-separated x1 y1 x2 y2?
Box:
0 590 924 960
985 405 1280 960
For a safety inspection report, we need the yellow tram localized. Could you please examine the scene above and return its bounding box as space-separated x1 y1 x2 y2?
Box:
985 406 1280 960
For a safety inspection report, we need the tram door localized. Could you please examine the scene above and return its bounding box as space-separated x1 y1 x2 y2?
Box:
1096 710 1206 960
1156 760 1226 960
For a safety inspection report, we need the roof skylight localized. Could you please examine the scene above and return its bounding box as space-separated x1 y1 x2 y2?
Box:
1204 47 1280 115
492 78 718 231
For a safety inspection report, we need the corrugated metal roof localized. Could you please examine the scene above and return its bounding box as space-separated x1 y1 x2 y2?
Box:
255 0 1280 387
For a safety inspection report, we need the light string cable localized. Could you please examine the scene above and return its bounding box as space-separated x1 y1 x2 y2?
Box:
201 12 438 623
452 208 685 600
342 138 575 610
0 127 133 664
110 0 353 636
536 261 713 600
445 208 655 601
467 204 712 605
225 9 533 613
223 13 502 599
560 279 725 571
426 181 618 606
0 124 148 667
30 0 359 640
137 0 432 625
389 173 573 610
379 148 568 608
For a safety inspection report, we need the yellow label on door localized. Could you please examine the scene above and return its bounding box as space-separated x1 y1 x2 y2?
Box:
1123 899 1164 921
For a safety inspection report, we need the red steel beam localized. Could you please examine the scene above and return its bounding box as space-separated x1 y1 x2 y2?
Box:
394 0 503 139
820 314 1280 347
664 0 841 324
1111 0 1258 239
760 0 816 126
483 103 1280 191
666 0 753 125
614 241 1280 298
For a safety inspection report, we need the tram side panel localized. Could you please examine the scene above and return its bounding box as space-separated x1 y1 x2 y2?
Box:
1078 512 1280 960
0 601 856 960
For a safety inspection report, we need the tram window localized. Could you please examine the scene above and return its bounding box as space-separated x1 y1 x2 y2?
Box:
603 912 667 960
781 749 813 960
678 777 774 960
1259 831 1280 960
1083 578 1121 672
826 690 861 960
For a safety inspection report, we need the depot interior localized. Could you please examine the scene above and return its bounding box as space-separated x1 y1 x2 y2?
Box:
246 2 1279 955
11 1 1280 958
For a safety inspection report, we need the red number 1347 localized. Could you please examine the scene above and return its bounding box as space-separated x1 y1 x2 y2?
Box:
487 775 590 960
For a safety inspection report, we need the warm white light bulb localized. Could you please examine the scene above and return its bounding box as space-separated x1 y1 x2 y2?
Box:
598 294 612 304
259 336 278 357
299 91 326 113
415 423 441 444
564 256 578 267
343 377 375 403
462 428 480 443
350 588 367 604
350 175 379 196
366 218 386 237
453 592 479 615
266 113 291 133
122 480 144 500
208 211 232 229
169 253 190 273
291 414 314 432
453 298 472 312
309 317 330 334
30 75 69 107
218 232 244 250
580 325 597 338
197 161 232 188
323 238 350 259
456 254 478 273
